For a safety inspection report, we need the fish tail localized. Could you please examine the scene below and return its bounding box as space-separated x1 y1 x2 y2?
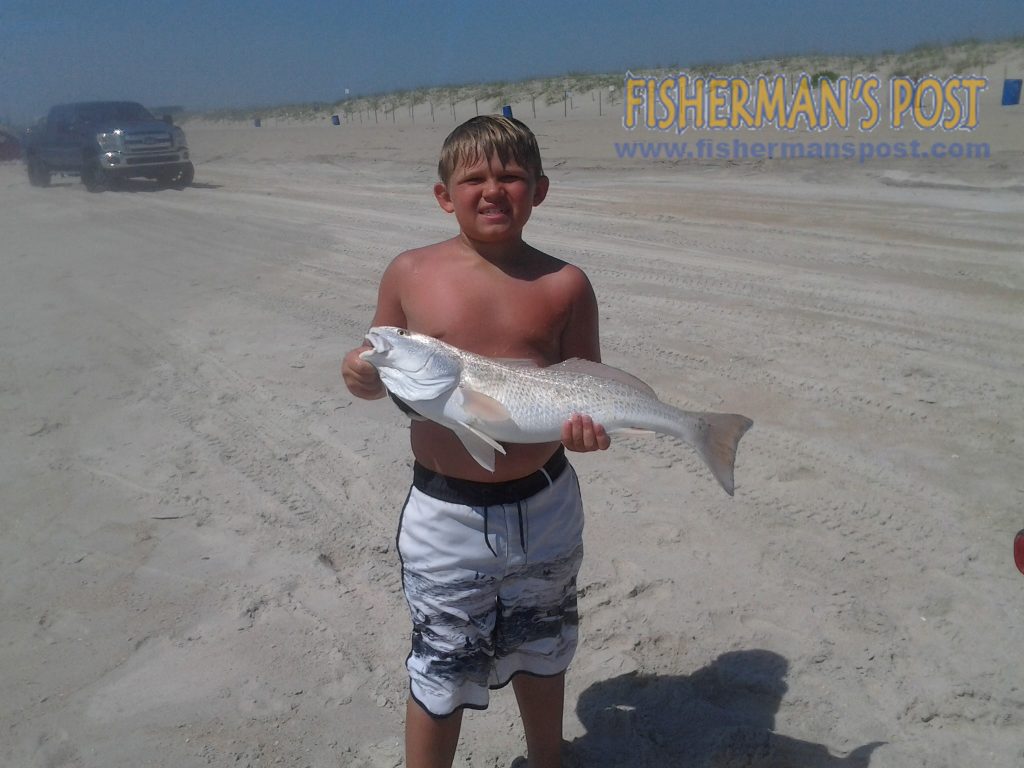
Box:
694 413 754 496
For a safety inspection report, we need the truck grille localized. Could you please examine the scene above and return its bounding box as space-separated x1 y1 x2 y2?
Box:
125 154 179 165
123 131 173 154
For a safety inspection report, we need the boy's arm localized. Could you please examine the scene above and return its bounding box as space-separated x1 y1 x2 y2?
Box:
341 254 410 400
558 267 611 453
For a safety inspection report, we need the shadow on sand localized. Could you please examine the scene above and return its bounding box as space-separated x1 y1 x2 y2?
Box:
27 176 222 192
103 178 223 192
567 650 884 767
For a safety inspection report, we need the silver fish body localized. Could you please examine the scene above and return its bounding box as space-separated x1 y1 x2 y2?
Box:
360 326 753 495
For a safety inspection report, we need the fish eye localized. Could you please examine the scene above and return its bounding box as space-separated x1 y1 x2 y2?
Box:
397 329 408 336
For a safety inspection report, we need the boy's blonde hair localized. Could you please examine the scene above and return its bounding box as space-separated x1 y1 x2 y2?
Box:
437 115 544 185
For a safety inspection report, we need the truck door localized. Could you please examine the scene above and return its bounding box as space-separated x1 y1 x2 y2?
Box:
54 107 85 168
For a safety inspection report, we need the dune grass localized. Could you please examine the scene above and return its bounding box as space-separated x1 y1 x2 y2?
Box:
186 37 1023 124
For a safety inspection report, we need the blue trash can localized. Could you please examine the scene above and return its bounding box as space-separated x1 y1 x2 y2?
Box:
502 105 513 118
254 117 261 128
331 114 341 125
1002 79 1022 106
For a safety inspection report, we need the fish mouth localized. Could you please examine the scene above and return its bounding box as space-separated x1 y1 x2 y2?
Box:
360 329 390 358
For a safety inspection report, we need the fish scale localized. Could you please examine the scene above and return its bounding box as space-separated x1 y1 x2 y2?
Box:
462 360 696 442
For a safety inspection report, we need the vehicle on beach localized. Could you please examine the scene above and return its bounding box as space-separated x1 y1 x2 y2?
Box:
22 101 194 191
0 127 22 161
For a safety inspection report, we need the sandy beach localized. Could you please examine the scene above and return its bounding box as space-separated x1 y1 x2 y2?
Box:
2 60 1024 768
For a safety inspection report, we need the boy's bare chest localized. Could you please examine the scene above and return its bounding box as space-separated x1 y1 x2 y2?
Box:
403 274 568 362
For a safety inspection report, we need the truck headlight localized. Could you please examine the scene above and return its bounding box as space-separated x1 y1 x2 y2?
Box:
171 127 187 149
96 130 124 152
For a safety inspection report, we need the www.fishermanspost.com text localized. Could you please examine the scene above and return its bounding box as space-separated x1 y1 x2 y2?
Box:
613 138 990 164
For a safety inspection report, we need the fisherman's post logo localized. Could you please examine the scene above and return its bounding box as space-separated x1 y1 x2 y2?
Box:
616 72 996 163
623 73 987 132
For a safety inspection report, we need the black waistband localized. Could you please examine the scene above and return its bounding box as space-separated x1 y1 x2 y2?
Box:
412 447 568 506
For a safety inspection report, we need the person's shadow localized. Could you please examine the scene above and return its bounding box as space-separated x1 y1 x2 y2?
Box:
567 650 884 767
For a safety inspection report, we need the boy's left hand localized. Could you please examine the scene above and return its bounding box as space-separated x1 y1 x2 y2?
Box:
561 413 611 453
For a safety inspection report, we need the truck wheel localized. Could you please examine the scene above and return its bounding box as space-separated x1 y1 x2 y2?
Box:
162 162 195 190
27 157 51 187
82 162 110 192
179 162 195 188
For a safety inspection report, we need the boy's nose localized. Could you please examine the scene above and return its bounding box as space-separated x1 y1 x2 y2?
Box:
482 177 503 197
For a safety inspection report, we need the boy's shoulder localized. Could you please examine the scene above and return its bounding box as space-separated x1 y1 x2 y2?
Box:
519 245 593 293
386 238 464 274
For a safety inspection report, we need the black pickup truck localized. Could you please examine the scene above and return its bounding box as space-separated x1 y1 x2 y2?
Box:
23 101 194 191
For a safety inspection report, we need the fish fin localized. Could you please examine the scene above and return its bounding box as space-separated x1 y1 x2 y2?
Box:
549 359 658 398
693 413 754 496
460 388 513 423
455 421 507 453
451 424 507 471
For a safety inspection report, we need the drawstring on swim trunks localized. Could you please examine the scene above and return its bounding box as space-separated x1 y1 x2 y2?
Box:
482 506 498 557
415 450 564 561
517 502 526 553
481 502 531 558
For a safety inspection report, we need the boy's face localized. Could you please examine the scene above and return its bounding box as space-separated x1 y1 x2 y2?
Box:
434 152 549 244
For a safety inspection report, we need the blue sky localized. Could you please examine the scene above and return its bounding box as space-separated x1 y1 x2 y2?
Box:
1 0 1021 124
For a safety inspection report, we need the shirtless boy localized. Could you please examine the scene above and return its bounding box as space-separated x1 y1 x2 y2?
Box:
342 115 609 768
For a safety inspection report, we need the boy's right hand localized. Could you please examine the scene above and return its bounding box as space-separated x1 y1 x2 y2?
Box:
562 413 611 453
342 345 387 400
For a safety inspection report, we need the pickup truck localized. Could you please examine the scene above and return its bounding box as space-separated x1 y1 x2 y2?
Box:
23 101 194 191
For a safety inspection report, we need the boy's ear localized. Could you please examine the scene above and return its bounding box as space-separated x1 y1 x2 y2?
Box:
532 175 550 206
434 182 455 213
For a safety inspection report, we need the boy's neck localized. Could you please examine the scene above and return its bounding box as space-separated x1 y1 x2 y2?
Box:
457 232 531 266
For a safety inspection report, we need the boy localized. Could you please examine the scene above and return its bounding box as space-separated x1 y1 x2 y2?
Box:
342 115 609 768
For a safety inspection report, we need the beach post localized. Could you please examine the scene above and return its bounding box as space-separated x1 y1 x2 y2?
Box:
1002 79 1022 106
502 105 513 118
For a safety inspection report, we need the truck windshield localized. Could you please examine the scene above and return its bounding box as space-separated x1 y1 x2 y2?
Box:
76 103 155 123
